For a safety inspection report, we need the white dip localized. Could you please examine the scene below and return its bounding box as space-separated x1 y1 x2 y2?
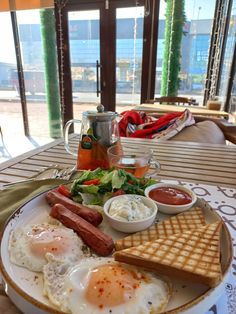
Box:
109 195 153 221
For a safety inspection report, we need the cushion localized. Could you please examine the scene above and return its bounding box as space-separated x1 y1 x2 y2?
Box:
170 121 226 144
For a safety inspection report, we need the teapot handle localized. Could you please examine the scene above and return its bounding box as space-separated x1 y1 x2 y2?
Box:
64 119 82 156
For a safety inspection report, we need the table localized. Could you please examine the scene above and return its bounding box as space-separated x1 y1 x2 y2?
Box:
0 136 235 314
0 136 235 188
134 103 229 119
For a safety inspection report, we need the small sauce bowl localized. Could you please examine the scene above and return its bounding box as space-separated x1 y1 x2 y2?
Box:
103 194 158 233
145 183 197 214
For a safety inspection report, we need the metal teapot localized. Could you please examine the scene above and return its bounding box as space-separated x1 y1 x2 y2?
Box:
64 105 120 170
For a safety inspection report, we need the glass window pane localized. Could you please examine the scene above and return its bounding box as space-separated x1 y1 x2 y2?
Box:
0 12 24 151
68 10 100 105
16 10 50 137
116 7 144 106
16 9 61 137
0 13 18 100
230 73 236 114
156 0 216 105
218 2 236 106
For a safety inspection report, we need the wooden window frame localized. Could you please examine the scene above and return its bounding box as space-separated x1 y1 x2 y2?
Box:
54 0 159 125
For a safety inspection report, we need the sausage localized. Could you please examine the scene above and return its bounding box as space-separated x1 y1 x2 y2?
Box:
46 190 103 226
50 204 114 257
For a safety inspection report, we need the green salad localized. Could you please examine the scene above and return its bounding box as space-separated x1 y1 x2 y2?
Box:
70 168 157 206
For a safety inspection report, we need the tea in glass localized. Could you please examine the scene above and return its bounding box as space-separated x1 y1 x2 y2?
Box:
64 106 120 170
107 146 161 178
77 139 120 170
113 156 150 178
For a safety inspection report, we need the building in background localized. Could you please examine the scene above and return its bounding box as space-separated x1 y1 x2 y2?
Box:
0 62 16 90
1 18 212 97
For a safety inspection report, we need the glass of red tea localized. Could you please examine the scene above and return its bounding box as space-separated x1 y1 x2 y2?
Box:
107 146 161 178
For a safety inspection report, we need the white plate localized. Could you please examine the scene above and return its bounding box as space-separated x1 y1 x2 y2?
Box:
0 191 233 314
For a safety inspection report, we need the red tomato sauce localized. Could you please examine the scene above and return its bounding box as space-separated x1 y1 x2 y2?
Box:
149 187 192 205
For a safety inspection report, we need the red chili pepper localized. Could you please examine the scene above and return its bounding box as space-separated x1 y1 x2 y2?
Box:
83 178 100 185
57 184 71 197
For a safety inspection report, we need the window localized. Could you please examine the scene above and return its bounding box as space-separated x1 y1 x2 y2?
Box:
116 7 144 105
0 12 23 139
0 13 18 100
16 10 50 137
155 0 216 105
0 8 61 139
218 2 236 105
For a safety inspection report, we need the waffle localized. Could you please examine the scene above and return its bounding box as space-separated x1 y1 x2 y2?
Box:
115 207 206 251
114 221 222 287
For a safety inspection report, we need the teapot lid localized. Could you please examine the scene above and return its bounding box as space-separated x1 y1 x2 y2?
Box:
83 104 117 121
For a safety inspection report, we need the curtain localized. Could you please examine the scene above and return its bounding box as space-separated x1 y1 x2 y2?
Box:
0 0 53 12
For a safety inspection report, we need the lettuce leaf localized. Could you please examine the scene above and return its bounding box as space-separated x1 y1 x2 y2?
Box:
79 193 103 205
100 171 115 185
77 184 99 194
71 168 105 195
70 168 158 205
111 170 126 189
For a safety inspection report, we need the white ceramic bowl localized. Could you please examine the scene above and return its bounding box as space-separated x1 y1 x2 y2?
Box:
103 194 158 233
145 183 197 214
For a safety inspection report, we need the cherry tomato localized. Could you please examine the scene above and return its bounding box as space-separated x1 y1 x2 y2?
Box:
83 178 100 185
57 184 71 197
113 189 125 196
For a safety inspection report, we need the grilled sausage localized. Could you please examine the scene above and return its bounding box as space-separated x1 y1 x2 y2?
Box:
46 190 103 226
50 203 114 256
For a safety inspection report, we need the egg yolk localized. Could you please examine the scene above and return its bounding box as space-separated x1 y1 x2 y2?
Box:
28 227 70 257
85 264 140 308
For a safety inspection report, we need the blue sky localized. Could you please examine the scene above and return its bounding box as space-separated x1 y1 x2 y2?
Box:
184 0 215 20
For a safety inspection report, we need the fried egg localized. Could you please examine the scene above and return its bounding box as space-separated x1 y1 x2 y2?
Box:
9 221 85 272
43 257 171 314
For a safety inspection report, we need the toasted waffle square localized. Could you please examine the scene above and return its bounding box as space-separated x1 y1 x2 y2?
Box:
115 207 206 250
114 221 222 287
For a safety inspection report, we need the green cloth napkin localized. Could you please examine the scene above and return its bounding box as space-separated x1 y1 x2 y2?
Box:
0 179 69 231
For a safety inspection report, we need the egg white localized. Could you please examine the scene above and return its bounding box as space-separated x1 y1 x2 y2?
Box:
43 257 171 314
9 221 85 272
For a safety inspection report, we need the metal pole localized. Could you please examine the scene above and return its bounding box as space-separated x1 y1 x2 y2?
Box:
11 11 29 136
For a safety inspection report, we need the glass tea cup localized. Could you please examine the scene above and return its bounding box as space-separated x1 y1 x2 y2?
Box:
107 146 161 178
